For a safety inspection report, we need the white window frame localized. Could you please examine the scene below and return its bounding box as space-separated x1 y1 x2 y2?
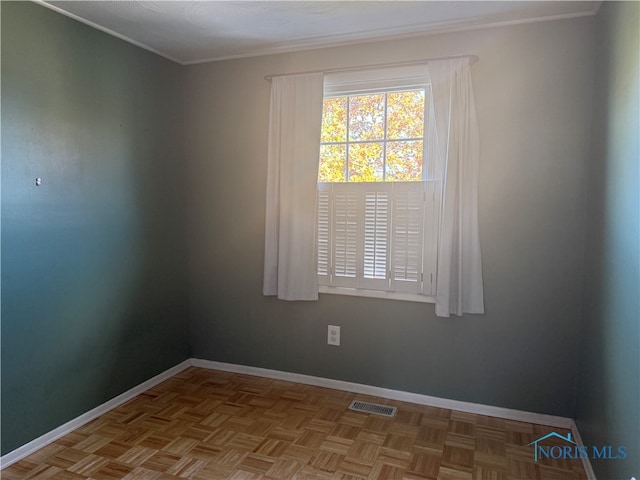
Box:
317 66 441 303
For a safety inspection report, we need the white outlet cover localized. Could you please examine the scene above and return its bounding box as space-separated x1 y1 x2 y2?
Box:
328 325 340 346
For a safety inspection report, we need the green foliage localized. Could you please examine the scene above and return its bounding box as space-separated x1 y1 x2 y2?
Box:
319 89 425 182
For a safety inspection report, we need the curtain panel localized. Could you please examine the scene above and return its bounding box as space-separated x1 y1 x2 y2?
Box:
428 58 485 317
263 73 324 300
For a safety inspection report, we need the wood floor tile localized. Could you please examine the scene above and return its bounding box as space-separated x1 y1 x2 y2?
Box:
443 444 475 472
337 456 373 478
310 451 343 473
438 465 473 480
448 421 475 437
415 426 447 455
117 446 158 466
346 440 379 465
506 458 537 479
407 451 441 478
66 454 111 476
445 432 475 450
537 464 580 480
473 465 506 480
476 438 506 456
474 451 508 470
1 367 588 480
265 458 304 479
92 460 135 480
367 461 406 479
321 436 354 455
476 426 506 443
282 443 316 464
236 453 277 475
376 447 412 469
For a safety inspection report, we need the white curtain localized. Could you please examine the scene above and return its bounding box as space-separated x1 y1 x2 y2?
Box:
428 58 485 317
263 73 324 300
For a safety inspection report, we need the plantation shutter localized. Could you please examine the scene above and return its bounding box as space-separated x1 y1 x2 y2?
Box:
331 184 359 287
390 183 425 293
361 185 391 290
317 181 439 296
317 184 331 284
422 181 440 296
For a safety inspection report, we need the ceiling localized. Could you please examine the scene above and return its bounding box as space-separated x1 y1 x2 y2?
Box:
41 1 601 65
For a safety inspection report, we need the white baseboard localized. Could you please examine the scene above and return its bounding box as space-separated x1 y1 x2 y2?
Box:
191 358 575 430
0 359 191 469
195 359 598 477
195 359 598 478
1 357 594 478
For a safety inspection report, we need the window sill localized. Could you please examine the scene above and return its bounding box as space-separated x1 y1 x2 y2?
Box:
319 286 435 304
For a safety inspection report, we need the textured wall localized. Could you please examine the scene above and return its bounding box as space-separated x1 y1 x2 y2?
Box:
576 2 640 478
1 2 190 453
185 17 594 418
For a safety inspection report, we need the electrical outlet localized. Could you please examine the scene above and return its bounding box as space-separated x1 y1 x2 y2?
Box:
327 325 340 346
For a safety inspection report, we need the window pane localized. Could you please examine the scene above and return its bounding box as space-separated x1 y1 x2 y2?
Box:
319 144 346 182
349 93 385 141
321 97 347 143
386 141 423 181
387 90 424 140
348 142 383 182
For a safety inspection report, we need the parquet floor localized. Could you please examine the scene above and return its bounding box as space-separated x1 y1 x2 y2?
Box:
1 367 587 480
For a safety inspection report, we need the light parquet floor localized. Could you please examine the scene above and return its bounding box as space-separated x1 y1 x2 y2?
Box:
1 367 587 480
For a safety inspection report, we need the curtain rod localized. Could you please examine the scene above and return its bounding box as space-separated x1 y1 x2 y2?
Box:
264 54 478 81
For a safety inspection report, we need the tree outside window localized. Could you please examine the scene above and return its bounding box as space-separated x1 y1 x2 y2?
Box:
319 89 425 183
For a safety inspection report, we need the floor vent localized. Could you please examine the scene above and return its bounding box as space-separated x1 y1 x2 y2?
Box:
348 400 397 417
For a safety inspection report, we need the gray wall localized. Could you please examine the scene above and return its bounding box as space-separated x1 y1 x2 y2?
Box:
576 2 640 479
1 2 190 454
185 17 595 418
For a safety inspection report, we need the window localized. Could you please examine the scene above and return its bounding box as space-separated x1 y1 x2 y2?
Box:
317 67 440 302
318 90 426 183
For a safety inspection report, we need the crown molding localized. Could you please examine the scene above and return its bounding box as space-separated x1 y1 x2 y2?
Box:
184 8 599 65
36 0 599 66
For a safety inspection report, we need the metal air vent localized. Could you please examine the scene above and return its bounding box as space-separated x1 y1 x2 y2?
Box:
348 400 397 417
